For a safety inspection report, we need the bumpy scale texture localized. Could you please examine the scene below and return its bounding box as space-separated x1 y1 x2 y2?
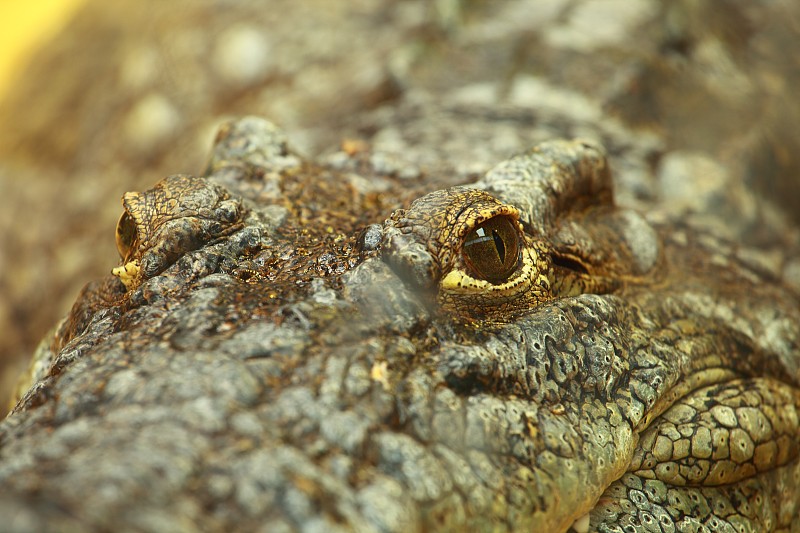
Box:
4 117 800 533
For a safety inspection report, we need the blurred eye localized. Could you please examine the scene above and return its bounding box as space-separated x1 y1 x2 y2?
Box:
115 211 136 260
463 216 520 283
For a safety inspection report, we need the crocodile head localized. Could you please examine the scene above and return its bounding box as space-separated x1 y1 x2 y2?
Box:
7 117 800 532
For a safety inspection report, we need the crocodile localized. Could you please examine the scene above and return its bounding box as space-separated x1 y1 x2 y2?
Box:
4 116 800 532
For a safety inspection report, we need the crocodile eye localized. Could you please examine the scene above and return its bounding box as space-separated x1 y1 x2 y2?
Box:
115 211 137 260
463 216 520 284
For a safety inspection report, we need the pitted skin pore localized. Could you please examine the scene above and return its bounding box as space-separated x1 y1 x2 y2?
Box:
5 119 800 533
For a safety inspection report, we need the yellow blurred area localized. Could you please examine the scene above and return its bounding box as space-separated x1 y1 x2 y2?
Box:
0 0 87 100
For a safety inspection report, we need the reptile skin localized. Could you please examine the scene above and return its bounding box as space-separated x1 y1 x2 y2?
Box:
4 117 799 532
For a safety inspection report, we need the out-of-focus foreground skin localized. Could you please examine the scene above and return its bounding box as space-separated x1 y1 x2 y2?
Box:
1 0 800 531
1 1 800 410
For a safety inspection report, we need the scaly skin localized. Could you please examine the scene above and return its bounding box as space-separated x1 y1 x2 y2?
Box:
5 117 799 532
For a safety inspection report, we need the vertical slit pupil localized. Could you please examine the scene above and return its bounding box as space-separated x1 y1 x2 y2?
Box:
462 216 520 284
492 229 505 263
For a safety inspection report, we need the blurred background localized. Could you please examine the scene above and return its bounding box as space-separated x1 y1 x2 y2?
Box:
1 0 798 414
0 0 89 404
0 1 86 98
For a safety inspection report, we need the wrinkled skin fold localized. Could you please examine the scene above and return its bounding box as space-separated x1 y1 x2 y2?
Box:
5 117 800 532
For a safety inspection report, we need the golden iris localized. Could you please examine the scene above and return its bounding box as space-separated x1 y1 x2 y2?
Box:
115 211 137 261
463 216 520 283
